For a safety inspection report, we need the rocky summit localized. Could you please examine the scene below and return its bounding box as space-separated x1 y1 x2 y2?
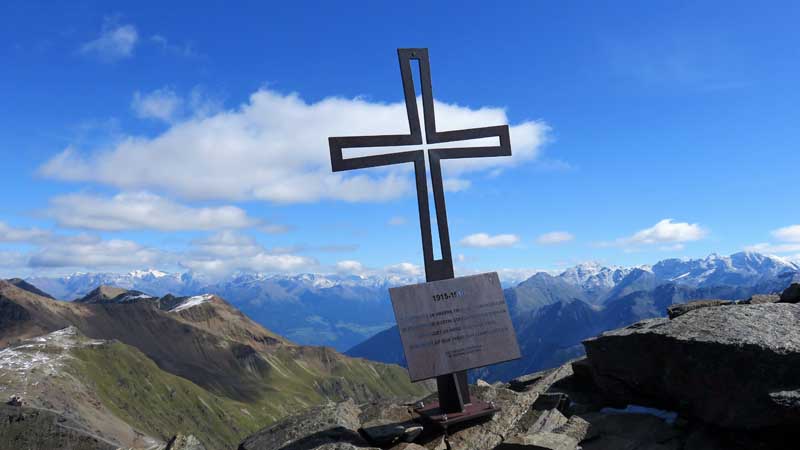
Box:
242 283 800 450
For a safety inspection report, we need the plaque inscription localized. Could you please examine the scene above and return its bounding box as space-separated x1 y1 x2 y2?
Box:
389 272 521 381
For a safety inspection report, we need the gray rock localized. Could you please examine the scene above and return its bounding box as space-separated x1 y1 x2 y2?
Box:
583 303 800 429
532 393 570 414
164 435 206 450
519 407 568 435
552 416 590 442
666 299 732 319
238 400 376 450
509 371 547 392
496 432 579 450
360 422 406 446
391 444 427 450
442 364 575 450
742 294 780 304
779 283 800 303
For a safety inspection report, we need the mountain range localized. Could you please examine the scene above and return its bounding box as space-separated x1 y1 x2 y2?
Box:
347 251 800 381
22 251 800 380
0 280 429 449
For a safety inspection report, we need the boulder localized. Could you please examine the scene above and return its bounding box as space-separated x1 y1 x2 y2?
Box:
509 371 546 392
441 364 574 450
551 416 590 442
583 303 800 429
779 283 800 303
666 300 732 319
238 400 378 450
741 294 780 304
164 435 206 450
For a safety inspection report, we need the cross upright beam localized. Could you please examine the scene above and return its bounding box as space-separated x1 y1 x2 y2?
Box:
329 48 512 415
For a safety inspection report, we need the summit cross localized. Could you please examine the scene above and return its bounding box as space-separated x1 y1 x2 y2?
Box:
329 48 512 283
329 48 515 419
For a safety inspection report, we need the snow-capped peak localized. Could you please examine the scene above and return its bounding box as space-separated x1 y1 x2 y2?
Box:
129 269 169 279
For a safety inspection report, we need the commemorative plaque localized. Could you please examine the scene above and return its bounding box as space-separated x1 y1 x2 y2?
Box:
328 48 521 425
390 272 520 382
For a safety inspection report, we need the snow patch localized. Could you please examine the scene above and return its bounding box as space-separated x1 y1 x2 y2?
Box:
170 294 214 312
0 327 103 381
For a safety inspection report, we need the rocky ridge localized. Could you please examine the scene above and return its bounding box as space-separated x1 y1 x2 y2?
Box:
245 283 800 450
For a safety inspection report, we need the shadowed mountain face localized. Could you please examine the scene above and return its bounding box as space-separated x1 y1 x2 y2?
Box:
347 252 800 382
0 281 429 449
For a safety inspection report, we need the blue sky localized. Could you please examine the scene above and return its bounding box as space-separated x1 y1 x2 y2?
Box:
1 1 799 280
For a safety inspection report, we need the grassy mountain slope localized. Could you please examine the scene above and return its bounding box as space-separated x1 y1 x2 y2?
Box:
0 281 430 449
69 340 271 449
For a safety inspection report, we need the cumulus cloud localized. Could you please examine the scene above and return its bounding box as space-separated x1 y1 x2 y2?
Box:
40 89 549 204
600 219 707 248
335 260 364 274
47 192 261 231
28 234 160 269
385 262 423 277
179 231 316 277
80 20 138 62
744 224 800 255
0 251 26 268
536 231 574 245
459 233 520 248
0 222 50 243
132 88 183 122
443 178 472 192
773 225 800 243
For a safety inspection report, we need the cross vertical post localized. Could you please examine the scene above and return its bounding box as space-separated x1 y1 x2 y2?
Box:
329 48 511 415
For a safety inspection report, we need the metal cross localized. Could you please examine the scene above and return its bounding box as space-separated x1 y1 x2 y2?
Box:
329 48 512 283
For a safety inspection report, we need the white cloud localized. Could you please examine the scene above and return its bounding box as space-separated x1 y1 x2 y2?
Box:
179 231 316 277
47 192 260 231
773 225 800 243
388 216 407 226
40 89 549 204
459 233 520 248
745 225 800 255
335 260 364 274
0 251 26 268
536 231 574 245
28 234 160 269
627 219 707 244
443 178 471 192
385 262 423 277
80 20 138 62
601 219 707 248
0 222 50 243
132 88 183 122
